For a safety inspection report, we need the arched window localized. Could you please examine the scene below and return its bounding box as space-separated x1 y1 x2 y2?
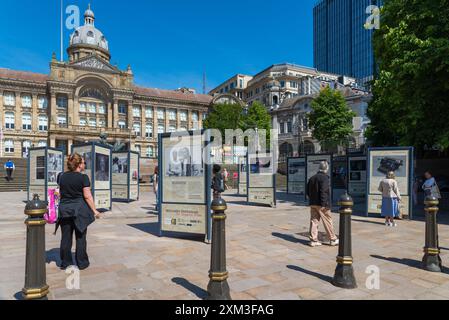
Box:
21 95 32 108
22 113 32 130
5 112 15 129
22 140 32 158
273 95 279 105
87 31 94 37
3 92 15 106
4 139 14 153
86 31 95 44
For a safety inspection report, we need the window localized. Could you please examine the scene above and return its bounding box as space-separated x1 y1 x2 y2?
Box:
3 92 15 106
287 121 292 133
38 96 48 109
202 113 207 120
279 122 285 134
157 124 165 134
79 118 87 126
5 112 15 129
239 79 244 88
58 115 67 125
4 139 14 153
118 102 127 114
88 102 96 113
38 115 48 131
180 110 187 122
280 81 285 88
134 145 141 155
38 140 47 147
98 103 106 114
118 121 126 129
145 107 153 118
145 124 153 138
290 81 298 88
133 123 141 136
168 125 176 133
22 113 32 130
21 95 32 108
157 108 165 119
88 118 96 127
133 106 141 117
99 119 106 128
146 146 155 158
57 95 68 109
192 111 199 122
79 102 86 112
22 140 32 158
168 109 177 121
179 126 187 132
230 82 235 89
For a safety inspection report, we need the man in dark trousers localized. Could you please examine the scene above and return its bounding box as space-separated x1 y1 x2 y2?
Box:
306 161 339 247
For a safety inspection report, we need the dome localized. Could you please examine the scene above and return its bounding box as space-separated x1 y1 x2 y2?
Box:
69 5 109 51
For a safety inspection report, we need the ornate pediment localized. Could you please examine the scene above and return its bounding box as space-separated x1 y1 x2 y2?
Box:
72 56 117 73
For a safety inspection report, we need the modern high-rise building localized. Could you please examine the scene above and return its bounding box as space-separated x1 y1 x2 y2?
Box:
314 0 384 87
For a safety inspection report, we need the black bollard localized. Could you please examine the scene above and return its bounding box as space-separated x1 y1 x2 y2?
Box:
332 192 357 289
422 196 442 272
22 194 49 300
207 197 231 300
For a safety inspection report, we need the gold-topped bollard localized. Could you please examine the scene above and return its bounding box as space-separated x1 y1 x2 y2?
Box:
206 197 231 300
332 192 357 289
22 194 49 300
422 196 442 272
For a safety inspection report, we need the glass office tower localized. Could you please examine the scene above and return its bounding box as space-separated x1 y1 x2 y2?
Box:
314 0 384 87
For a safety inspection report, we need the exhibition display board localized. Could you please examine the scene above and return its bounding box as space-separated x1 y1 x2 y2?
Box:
112 151 140 202
72 143 112 211
286 157 306 202
306 154 333 204
247 153 276 207
366 147 414 218
238 156 247 195
158 131 212 242
27 147 64 202
348 155 367 198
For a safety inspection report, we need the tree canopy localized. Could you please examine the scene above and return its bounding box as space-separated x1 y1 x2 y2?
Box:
366 0 449 152
308 87 356 150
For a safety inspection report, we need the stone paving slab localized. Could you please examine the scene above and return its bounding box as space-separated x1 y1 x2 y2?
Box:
1 190 449 300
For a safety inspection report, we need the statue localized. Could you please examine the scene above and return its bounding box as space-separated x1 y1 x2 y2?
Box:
98 133 127 152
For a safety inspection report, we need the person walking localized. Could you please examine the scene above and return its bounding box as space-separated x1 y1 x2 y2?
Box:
306 161 339 247
4 159 15 181
153 166 159 211
222 168 230 190
422 171 441 199
57 153 100 270
378 171 401 227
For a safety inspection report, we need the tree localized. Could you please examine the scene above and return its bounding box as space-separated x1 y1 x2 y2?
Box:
366 0 449 152
308 87 355 151
241 101 272 148
203 103 245 139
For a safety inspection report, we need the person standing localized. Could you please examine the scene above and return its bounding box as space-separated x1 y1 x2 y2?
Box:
222 168 230 190
153 166 159 211
422 171 442 199
378 171 401 227
57 153 100 270
212 164 224 200
306 161 339 247
4 159 15 181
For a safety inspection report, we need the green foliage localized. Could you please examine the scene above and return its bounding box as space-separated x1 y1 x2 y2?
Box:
203 103 245 139
308 87 356 149
366 0 449 151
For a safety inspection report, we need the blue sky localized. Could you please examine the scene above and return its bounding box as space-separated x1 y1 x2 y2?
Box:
0 0 315 93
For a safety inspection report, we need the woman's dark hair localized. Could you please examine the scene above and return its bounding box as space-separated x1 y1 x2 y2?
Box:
154 166 159 175
67 153 83 172
213 164 221 174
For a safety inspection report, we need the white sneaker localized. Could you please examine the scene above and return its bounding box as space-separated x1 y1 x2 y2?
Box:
392 222 398 227
309 241 322 247
329 239 339 246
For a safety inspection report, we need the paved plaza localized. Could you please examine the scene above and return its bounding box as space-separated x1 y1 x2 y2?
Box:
1 190 449 300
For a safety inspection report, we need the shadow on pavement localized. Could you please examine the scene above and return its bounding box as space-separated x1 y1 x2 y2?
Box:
141 207 158 216
371 254 449 274
172 277 208 300
46 248 61 267
128 223 205 242
287 265 333 283
351 218 387 226
271 232 310 246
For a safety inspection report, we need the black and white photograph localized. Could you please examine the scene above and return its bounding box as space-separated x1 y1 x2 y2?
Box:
165 147 203 177
48 172 58 183
48 153 63 172
373 155 407 177
112 156 128 174
95 154 110 181
83 152 92 170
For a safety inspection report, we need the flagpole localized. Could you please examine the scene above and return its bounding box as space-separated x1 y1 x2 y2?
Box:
60 0 63 61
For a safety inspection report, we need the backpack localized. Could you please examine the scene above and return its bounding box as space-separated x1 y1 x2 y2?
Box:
45 188 60 224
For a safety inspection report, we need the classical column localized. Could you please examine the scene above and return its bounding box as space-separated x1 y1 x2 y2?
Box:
67 139 73 154
67 94 74 126
176 108 181 131
50 93 57 128
73 95 79 127
107 102 113 128
198 111 203 130
16 91 22 132
0 90 4 131
153 106 158 140
31 93 38 132
127 101 133 130
50 137 56 148
188 110 192 131
165 108 170 132
113 99 118 128
141 106 146 139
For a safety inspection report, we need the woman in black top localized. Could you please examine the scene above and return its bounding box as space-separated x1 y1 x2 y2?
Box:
57 153 101 270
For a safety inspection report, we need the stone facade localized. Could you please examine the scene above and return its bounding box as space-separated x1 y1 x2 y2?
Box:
0 6 212 159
